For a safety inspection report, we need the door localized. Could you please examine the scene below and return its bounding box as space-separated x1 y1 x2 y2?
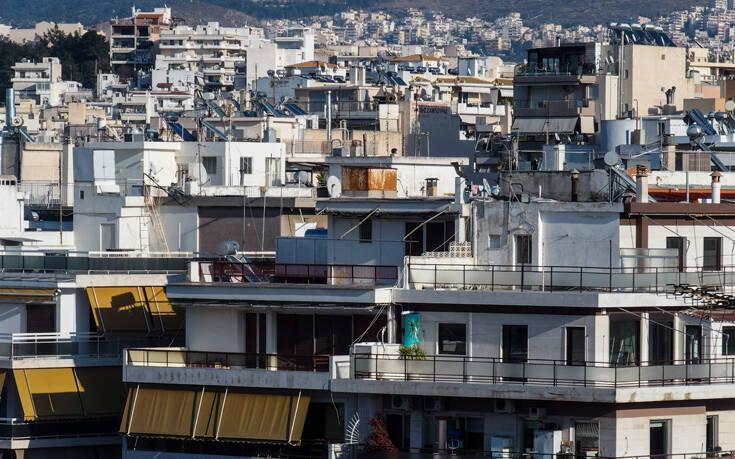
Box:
566 327 585 366
649 420 670 456
99 223 116 251
666 236 685 272
502 325 528 363
265 157 281 186
648 320 674 364
703 237 722 271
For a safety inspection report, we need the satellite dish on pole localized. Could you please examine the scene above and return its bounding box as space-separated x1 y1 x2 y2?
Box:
726 100 735 112
326 175 342 198
604 151 620 167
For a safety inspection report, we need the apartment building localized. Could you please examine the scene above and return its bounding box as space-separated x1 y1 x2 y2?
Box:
114 164 735 458
246 28 315 91
109 7 176 81
153 22 254 91
11 58 81 107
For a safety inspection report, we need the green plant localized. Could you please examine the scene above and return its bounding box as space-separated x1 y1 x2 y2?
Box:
399 344 426 360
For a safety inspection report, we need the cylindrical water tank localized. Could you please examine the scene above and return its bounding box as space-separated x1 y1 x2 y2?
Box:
600 119 637 153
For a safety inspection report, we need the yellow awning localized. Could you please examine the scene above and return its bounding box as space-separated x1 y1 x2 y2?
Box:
121 387 196 437
218 392 310 444
14 368 82 420
120 387 310 444
0 288 56 302
13 367 124 420
86 287 184 334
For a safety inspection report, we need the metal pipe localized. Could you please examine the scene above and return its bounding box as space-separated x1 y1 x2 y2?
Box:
326 90 332 142
5 88 14 126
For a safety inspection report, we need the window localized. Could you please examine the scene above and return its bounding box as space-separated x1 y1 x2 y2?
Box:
265 157 281 186
359 219 373 243
707 415 719 453
723 327 735 355
666 236 685 271
240 157 253 174
515 235 532 265
79 189 84 200
566 327 585 366
649 420 671 456
610 320 640 365
438 323 466 355
202 156 217 176
489 234 501 249
704 237 722 271
648 320 673 364
502 325 528 363
26 304 55 333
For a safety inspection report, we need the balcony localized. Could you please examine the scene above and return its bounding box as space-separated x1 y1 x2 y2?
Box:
457 102 503 116
404 262 732 293
514 62 616 79
18 182 74 207
0 250 190 274
0 332 181 363
125 348 330 390
194 261 399 286
513 98 596 117
348 353 735 389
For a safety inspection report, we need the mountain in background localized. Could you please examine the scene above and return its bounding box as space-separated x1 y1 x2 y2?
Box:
0 0 705 28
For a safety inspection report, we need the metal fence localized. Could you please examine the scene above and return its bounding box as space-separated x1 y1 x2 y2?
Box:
405 262 735 293
198 261 399 286
0 332 182 360
352 354 735 388
127 348 331 372
0 416 120 440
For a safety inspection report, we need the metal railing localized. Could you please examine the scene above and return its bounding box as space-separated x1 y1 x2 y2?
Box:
514 98 591 110
352 354 735 388
0 416 120 440
0 252 190 273
346 446 735 459
514 62 617 77
0 332 182 360
405 262 735 293
127 348 331 372
197 261 399 286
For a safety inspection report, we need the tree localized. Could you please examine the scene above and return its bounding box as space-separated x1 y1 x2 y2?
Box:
364 415 398 453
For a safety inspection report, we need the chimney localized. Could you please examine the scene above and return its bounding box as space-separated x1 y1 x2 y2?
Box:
570 169 580 202
5 88 15 127
711 171 722 204
635 165 649 203
555 35 562 47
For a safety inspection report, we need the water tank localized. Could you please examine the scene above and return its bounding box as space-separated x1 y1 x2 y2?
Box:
97 117 107 131
600 119 637 153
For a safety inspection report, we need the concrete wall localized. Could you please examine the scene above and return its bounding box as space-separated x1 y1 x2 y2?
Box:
327 215 406 266
186 307 245 353
474 200 622 268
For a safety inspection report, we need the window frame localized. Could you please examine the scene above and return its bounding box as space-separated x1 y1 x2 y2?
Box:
515 234 532 265
202 156 217 176
703 236 722 271
359 219 373 243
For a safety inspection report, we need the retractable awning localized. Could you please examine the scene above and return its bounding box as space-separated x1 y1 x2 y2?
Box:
511 117 578 134
86 286 183 334
121 386 310 444
14 367 124 420
0 288 56 302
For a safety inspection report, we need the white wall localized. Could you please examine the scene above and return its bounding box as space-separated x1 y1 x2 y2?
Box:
186 307 245 353
327 216 406 266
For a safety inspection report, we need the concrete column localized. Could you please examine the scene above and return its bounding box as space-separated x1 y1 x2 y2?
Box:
640 313 649 365
437 416 448 452
266 311 278 369
386 305 396 344
712 171 722 204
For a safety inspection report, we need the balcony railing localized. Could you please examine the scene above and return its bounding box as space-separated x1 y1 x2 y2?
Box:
405 262 735 293
0 416 120 440
196 261 399 286
514 62 617 77
346 447 735 459
0 251 190 274
352 354 735 388
127 348 330 372
0 332 182 360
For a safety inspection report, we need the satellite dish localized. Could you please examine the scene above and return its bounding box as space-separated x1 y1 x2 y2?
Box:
604 151 621 167
726 100 735 112
297 171 309 184
11 116 23 127
326 175 342 198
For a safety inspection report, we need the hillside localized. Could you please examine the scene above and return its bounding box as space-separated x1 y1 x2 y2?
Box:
0 0 706 28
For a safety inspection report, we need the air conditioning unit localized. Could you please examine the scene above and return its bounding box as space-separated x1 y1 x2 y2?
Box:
390 395 410 410
423 396 443 412
528 407 546 419
494 399 515 414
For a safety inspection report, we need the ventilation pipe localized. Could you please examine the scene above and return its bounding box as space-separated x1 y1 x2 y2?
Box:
6 88 15 127
635 165 649 203
712 171 722 204
570 169 580 202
